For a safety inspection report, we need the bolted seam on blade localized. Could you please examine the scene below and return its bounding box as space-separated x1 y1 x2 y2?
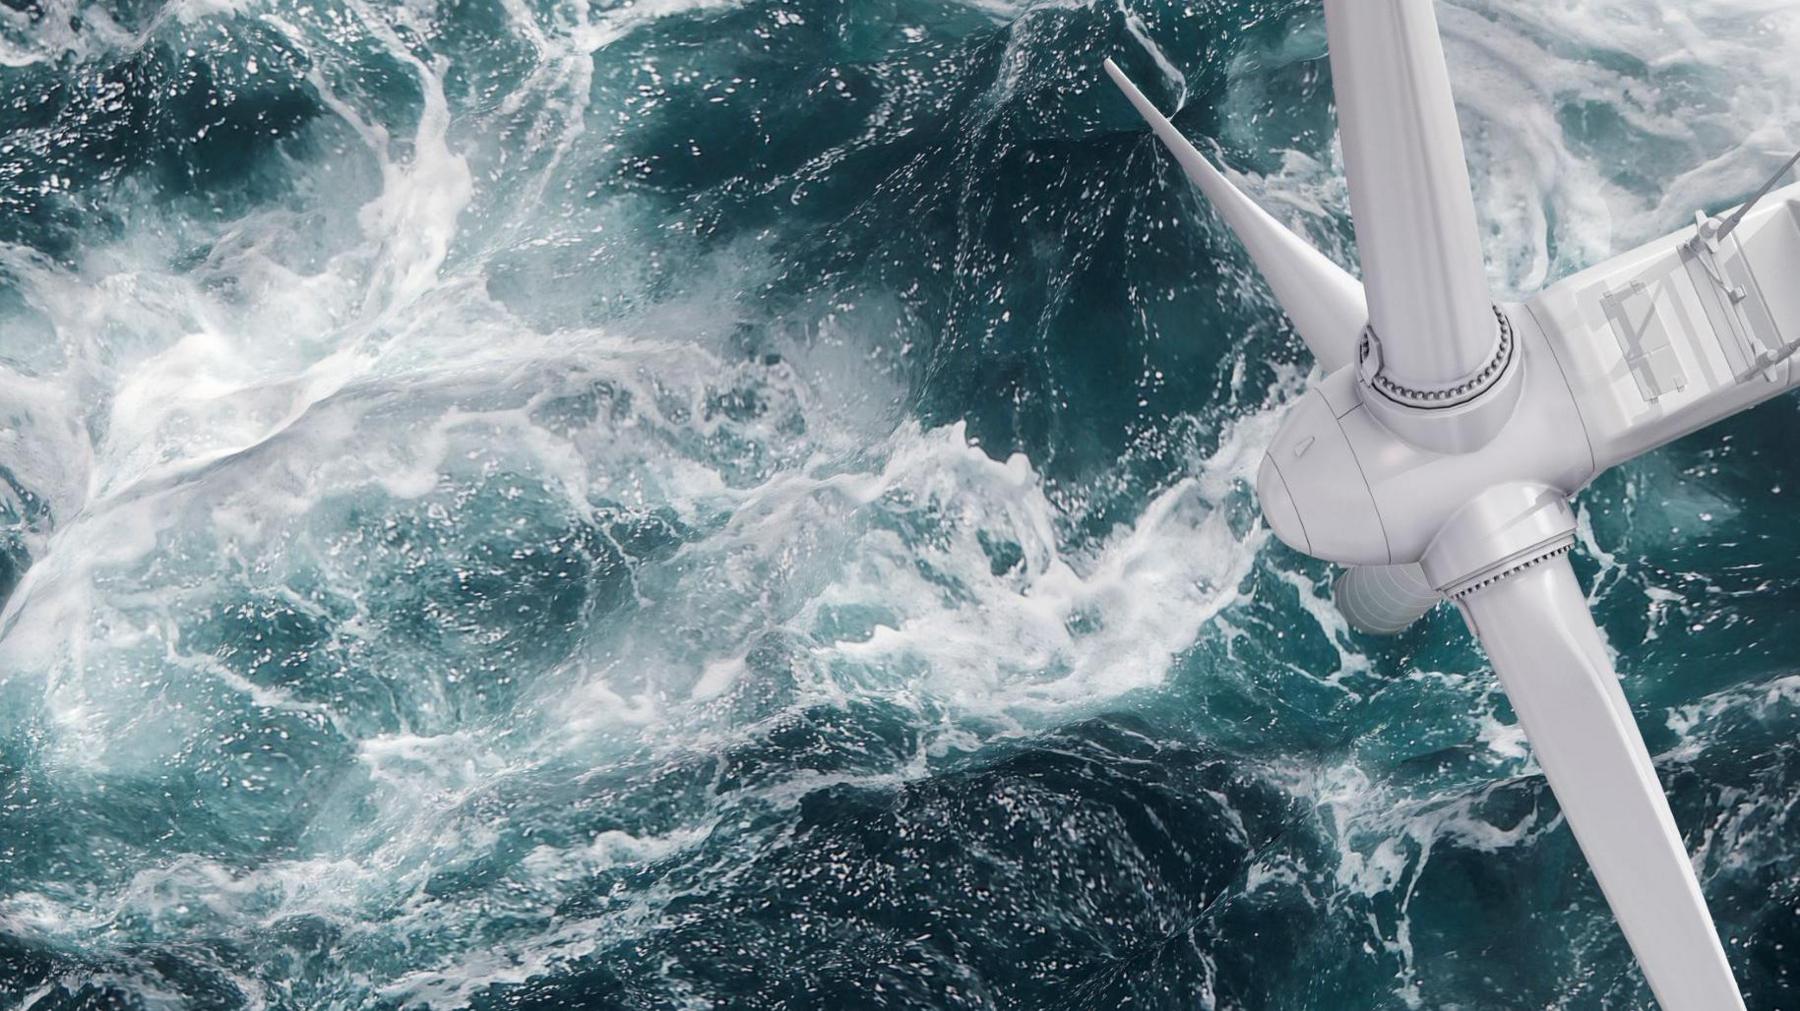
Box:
1445 540 1575 600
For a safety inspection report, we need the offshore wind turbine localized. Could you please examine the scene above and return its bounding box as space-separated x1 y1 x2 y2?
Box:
1106 1 1800 1008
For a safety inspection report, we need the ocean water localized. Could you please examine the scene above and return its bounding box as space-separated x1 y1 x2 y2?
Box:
0 0 1797 1007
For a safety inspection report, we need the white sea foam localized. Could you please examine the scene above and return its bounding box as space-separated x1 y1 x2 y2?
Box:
0 1 1289 992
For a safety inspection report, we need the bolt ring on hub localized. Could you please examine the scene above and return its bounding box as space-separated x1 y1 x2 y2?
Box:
1358 305 1516 410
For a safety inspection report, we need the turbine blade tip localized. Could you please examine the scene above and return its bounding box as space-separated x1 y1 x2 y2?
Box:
1101 58 1162 126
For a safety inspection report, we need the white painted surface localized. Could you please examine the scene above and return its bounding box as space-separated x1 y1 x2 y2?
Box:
1461 556 1745 1011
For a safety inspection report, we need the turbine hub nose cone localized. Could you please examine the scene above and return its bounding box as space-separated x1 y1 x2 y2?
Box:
1257 454 1310 554
1259 387 1391 566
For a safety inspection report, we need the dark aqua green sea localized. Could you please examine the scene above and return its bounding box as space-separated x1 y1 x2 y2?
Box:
0 0 1796 1007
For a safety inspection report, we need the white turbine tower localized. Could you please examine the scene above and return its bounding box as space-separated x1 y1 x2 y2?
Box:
1108 2 1800 1008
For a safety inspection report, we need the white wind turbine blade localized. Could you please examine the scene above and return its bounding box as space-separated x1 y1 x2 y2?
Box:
1459 554 1745 1011
1322 0 1496 389
1103 58 1366 373
1105 57 1438 635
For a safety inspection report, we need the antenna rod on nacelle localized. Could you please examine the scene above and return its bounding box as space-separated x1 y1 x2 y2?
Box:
1713 147 1800 243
